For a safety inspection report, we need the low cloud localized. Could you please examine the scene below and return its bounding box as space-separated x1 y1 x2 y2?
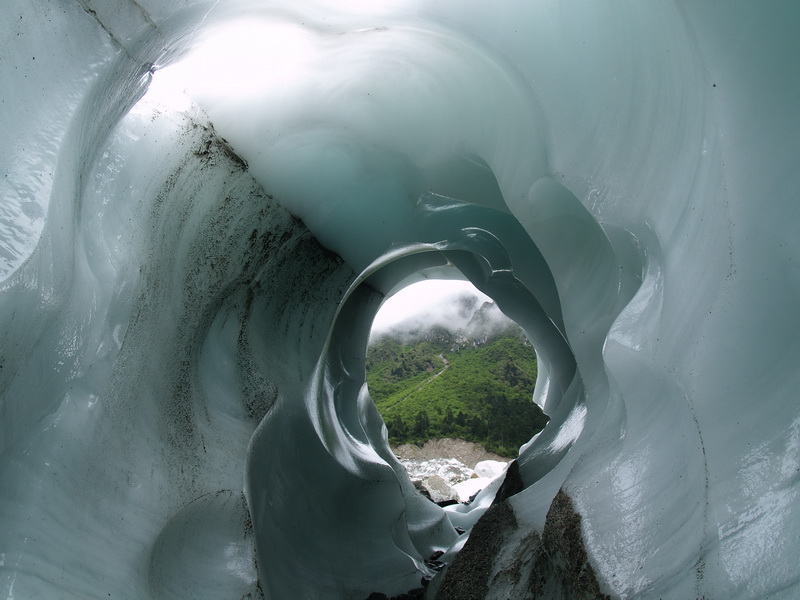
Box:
369 280 517 344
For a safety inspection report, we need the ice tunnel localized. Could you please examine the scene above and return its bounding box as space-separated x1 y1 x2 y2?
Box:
1 1 799 599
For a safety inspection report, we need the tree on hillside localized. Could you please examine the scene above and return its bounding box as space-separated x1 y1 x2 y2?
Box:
469 415 488 439
442 407 455 435
412 411 430 440
387 415 407 441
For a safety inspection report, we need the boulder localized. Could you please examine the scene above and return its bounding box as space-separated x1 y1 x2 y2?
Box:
473 460 508 479
421 475 459 504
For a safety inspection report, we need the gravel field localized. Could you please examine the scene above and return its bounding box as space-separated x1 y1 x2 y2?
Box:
392 438 509 469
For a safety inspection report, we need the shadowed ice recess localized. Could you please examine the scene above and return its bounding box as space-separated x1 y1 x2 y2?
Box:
1 1 799 599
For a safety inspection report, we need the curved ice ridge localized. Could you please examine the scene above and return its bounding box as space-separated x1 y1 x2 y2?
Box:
1 1 799 599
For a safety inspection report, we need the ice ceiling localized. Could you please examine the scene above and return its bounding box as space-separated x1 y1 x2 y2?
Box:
1 1 799 599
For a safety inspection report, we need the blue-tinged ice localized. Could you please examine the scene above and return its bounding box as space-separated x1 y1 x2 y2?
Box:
1 1 800 599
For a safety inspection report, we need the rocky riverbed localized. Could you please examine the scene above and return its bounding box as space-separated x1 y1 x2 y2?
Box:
392 438 509 469
393 439 510 503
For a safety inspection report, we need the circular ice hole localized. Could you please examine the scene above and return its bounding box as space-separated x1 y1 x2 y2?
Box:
366 278 549 499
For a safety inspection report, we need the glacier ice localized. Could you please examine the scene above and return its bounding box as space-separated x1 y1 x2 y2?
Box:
2 0 800 599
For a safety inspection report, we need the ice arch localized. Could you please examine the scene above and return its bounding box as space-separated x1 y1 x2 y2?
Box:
2 1 800 599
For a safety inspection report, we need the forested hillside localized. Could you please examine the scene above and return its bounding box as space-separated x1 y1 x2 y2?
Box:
366 325 549 457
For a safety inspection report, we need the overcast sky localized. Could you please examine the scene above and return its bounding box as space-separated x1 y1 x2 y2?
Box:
370 279 493 336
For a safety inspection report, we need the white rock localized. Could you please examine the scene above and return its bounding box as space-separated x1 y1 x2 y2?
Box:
473 460 508 480
422 475 459 504
453 478 491 503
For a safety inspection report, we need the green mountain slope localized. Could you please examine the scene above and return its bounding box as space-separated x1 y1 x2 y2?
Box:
366 326 549 457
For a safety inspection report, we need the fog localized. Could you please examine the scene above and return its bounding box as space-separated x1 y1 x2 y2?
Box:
369 279 516 343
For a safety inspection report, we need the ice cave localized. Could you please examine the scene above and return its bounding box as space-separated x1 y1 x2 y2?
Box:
1 1 799 599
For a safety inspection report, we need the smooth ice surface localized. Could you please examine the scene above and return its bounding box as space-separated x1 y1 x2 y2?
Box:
2 1 800 599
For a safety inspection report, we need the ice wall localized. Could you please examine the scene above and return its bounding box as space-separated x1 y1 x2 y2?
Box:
2 1 799 599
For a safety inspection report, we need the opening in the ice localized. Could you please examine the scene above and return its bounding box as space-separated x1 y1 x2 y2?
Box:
366 279 548 504
137 19 316 116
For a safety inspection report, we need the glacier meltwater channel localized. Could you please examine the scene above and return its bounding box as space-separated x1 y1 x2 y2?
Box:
1 1 800 599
